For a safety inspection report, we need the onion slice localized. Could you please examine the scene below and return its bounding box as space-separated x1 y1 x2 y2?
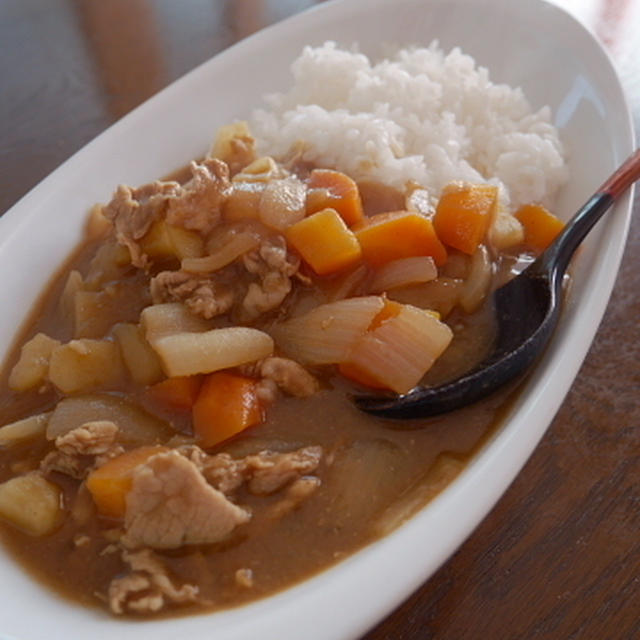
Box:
271 296 385 365
182 231 260 273
343 304 453 393
459 245 492 313
370 256 437 293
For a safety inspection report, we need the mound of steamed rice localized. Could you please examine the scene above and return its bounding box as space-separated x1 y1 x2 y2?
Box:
250 41 568 211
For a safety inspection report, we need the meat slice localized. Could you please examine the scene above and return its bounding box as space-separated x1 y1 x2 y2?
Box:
40 450 87 479
212 126 257 176
244 446 322 495
225 134 256 174
260 357 318 397
150 270 234 319
234 567 254 589
104 181 181 268
121 450 250 550
267 476 321 520
108 548 199 615
104 159 232 268
109 573 157 614
255 378 279 405
242 273 292 319
179 444 323 497
55 420 119 456
238 356 319 403
256 357 319 397
179 447 247 495
241 236 300 319
40 420 123 479
165 158 232 234
255 235 299 276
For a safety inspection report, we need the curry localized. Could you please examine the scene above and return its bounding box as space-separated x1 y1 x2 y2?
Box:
0 122 563 616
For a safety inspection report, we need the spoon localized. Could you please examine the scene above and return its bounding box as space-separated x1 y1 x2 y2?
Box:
355 148 640 420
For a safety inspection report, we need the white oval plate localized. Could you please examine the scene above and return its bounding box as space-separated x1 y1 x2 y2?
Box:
0 0 634 638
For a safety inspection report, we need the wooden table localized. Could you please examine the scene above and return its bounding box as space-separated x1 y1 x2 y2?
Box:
1 1 638 637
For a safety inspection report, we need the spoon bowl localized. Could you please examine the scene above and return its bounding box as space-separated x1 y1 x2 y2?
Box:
356 149 640 420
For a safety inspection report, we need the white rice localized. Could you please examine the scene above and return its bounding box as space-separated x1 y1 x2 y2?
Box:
250 41 568 211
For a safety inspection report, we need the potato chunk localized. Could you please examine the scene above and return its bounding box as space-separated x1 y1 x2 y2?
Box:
8 333 61 392
113 323 164 386
0 413 49 447
85 241 131 289
489 209 524 251
85 203 112 240
141 303 212 343
210 121 256 172
74 291 111 339
59 270 84 321
139 221 204 261
152 327 274 377
48 339 126 394
0 473 62 536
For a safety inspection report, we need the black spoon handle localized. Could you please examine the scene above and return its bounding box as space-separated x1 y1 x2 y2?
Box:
538 148 640 280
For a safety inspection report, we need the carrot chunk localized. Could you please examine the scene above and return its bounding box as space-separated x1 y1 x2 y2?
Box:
192 372 263 449
306 169 365 227
146 375 202 411
286 208 362 275
86 446 168 519
369 299 403 330
354 211 447 267
515 203 565 252
433 183 498 254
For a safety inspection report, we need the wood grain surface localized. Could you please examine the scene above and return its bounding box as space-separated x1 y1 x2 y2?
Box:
1 1 638 638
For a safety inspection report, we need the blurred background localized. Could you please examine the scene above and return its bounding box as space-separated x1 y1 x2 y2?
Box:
1 0 325 214
1 0 637 216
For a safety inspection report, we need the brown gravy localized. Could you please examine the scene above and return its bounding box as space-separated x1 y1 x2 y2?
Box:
0 162 525 617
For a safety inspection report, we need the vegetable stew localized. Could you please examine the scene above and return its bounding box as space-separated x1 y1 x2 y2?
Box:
0 122 563 616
